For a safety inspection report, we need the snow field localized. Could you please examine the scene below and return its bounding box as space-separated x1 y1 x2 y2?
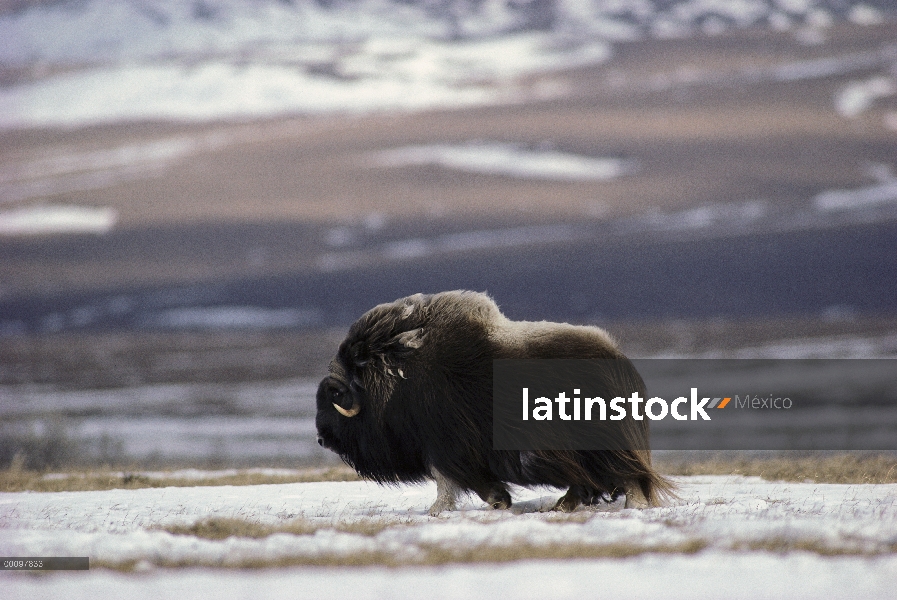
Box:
2 475 897 598
2 475 896 570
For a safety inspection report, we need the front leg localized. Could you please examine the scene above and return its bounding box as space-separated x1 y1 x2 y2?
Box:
428 467 462 516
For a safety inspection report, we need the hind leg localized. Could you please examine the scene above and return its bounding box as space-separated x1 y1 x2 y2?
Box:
552 485 597 512
555 485 652 511
474 482 512 510
624 483 650 509
553 485 627 511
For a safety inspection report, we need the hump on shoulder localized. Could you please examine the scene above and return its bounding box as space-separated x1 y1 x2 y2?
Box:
488 317 620 359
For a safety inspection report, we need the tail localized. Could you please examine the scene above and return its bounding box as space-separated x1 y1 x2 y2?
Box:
638 450 679 507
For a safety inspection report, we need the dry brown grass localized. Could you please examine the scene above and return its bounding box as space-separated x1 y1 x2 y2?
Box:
3 454 896 493
162 516 407 540
415 539 708 565
97 537 708 571
91 552 406 571
656 453 897 485
92 531 897 570
0 465 360 493
162 517 320 540
739 538 897 556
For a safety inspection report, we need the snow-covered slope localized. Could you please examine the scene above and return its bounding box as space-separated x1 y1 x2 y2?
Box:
0 0 892 128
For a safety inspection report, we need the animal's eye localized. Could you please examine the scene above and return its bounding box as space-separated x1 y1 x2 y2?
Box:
332 390 343 399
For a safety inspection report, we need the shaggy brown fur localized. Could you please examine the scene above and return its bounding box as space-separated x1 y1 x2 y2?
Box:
315 290 676 514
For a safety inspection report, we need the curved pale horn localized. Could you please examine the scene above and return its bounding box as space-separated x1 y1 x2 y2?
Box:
333 401 360 417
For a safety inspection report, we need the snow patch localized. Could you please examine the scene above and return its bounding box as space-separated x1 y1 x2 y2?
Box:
0 204 116 235
835 76 897 118
143 306 323 330
814 181 897 211
655 333 897 359
317 224 581 270
771 51 881 83
374 143 634 181
627 201 767 232
0 62 502 129
849 4 885 26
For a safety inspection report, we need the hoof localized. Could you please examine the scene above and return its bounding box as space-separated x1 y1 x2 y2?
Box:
428 498 457 516
552 496 580 512
553 486 588 512
624 487 650 509
487 490 512 510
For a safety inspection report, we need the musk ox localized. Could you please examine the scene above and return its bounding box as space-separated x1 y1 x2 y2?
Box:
315 290 675 515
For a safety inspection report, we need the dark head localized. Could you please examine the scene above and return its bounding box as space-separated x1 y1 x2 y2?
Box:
314 361 360 452
314 294 434 482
